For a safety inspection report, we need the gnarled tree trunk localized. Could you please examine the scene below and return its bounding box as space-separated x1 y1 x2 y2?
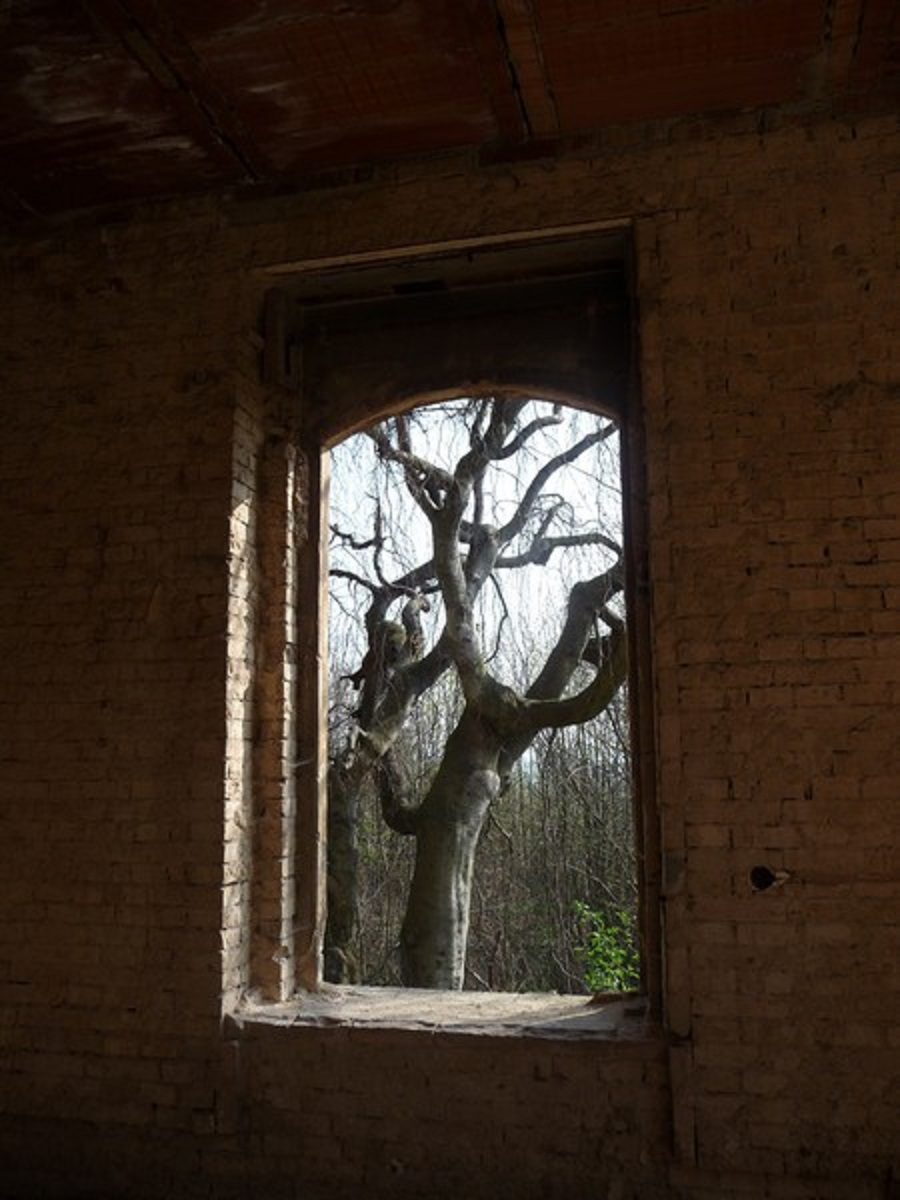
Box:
400 711 501 988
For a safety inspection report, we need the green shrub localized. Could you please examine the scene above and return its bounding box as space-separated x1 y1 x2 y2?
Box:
573 900 640 993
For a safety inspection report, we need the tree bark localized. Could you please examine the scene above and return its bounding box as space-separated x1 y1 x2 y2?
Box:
400 709 501 988
324 764 361 983
398 621 627 989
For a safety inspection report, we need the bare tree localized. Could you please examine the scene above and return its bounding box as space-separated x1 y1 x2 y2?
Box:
327 397 628 989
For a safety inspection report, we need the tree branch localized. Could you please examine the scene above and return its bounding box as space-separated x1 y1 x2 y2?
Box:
524 620 627 731
493 560 625 788
524 561 624 701
496 422 617 547
454 399 525 492
368 423 453 515
431 509 485 696
496 530 621 570
330 566 379 594
491 412 563 460
376 748 421 835
330 524 379 552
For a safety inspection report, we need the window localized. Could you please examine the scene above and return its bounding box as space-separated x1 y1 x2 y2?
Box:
223 225 660 1024
327 397 635 994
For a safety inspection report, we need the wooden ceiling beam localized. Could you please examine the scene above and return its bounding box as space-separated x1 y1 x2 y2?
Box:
821 0 867 88
492 0 560 140
81 0 275 182
460 0 531 145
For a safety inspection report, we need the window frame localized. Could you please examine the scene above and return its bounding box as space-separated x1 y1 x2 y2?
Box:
225 223 661 1023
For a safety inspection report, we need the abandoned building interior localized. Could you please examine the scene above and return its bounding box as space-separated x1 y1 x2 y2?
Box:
1 1 899 1197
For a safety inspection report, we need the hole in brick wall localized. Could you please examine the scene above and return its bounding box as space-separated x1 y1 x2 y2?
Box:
749 865 791 893
750 865 777 891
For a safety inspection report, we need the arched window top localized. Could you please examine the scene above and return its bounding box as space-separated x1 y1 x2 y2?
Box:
261 230 631 447
326 386 622 453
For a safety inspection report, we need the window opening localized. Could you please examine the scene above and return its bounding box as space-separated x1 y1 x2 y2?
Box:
225 225 661 1019
325 396 637 994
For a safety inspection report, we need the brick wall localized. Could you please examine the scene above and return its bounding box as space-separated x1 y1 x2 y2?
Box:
1 109 898 1198
0 205 242 1157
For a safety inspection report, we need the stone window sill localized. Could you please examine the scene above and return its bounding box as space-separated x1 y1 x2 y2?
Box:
229 984 654 1040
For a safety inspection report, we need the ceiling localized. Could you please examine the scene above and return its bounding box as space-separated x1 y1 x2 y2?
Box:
1 0 897 224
